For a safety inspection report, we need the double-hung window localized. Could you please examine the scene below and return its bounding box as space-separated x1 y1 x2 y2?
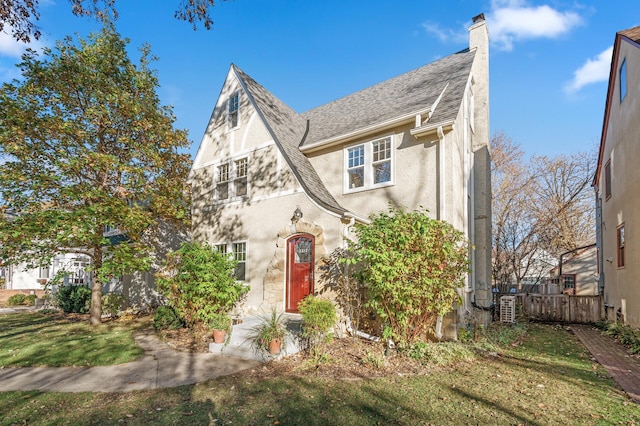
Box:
233 242 246 281
234 158 248 197
217 163 230 200
227 92 239 129
215 157 249 201
214 241 246 281
345 136 393 192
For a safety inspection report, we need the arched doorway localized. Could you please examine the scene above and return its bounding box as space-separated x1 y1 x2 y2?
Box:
286 234 315 312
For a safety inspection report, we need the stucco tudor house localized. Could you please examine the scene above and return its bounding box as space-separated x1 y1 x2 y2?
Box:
190 15 492 336
594 25 640 328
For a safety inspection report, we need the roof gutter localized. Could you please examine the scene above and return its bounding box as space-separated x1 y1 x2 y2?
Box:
410 119 455 139
300 107 433 154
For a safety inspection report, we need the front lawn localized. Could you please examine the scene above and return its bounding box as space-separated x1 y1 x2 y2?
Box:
0 321 637 425
0 312 145 367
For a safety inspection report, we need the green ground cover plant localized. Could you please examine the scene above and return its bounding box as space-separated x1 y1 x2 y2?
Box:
596 320 640 354
0 321 637 425
0 312 144 367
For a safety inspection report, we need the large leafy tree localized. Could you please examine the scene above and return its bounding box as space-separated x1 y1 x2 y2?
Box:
0 24 191 325
1 0 226 43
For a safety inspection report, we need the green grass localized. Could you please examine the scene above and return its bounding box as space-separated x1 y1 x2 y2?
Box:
1 321 638 425
0 312 145 367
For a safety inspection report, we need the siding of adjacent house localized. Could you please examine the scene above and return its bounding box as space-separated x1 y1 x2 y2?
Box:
596 28 640 327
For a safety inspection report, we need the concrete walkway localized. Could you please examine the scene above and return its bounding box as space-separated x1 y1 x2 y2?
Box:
0 328 261 393
571 324 640 403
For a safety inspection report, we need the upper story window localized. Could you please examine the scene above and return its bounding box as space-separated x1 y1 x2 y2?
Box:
345 136 393 193
234 158 248 197
217 163 230 200
215 157 249 201
605 159 612 200
620 58 627 103
227 92 239 129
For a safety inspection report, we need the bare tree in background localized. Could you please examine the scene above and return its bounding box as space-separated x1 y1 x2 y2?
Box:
491 132 596 290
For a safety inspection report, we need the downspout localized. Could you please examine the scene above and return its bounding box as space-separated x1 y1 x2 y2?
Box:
437 125 446 221
435 125 446 339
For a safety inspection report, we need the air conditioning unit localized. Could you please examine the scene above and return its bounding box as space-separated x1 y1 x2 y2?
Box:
500 296 516 323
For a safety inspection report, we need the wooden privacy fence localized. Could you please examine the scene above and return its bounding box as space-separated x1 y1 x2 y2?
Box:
501 294 602 323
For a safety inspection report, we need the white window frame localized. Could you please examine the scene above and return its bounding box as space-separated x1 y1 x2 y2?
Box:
214 241 247 281
344 135 394 194
214 156 249 202
227 92 240 129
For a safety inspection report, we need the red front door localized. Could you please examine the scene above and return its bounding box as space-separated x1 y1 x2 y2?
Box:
286 235 314 313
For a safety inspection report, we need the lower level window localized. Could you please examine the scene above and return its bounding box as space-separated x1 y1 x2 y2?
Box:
214 241 247 281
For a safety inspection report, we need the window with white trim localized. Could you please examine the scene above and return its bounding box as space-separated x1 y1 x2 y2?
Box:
227 92 239 129
345 136 393 192
215 157 249 201
214 241 246 281
216 163 229 200
233 242 246 281
234 158 248 197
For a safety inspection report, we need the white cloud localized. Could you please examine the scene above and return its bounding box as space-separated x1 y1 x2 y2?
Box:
564 46 613 93
0 25 46 58
487 1 583 51
0 30 28 58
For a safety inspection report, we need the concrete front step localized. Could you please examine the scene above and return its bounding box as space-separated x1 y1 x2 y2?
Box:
209 313 304 362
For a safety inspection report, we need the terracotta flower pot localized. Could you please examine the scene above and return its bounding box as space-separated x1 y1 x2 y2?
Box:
212 329 226 344
268 338 282 355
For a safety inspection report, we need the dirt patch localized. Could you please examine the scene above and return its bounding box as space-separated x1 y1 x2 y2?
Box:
160 327 212 353
161 329 432 379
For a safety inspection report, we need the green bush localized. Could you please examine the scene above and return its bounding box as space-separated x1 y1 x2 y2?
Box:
0 278 6 289
299 296 337 349
24 294 37 306
344 206 469 346
597 320 640 354
56 285 91 313
153 306 184 330
7 294 27 306
156 241 249 329
101 293 127 317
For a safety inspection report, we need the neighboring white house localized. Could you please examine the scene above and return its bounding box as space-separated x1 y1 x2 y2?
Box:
0 252 90 291
190 15 493 336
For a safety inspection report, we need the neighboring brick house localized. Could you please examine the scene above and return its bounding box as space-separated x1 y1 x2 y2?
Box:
594 25 640 328
190 15 492 336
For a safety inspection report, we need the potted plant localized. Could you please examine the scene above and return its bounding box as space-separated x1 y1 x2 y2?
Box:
250 309 287 356
208 312 231 344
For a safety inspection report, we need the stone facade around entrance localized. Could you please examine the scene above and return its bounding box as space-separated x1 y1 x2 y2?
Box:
263 220 327 312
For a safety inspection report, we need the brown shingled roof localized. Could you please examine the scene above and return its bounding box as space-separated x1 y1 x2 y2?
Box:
619 26 640 43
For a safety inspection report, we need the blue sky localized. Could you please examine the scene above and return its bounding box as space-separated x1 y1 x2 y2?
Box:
0 0 637 159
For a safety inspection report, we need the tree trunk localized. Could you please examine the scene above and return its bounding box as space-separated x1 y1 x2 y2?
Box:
89 246 103 325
